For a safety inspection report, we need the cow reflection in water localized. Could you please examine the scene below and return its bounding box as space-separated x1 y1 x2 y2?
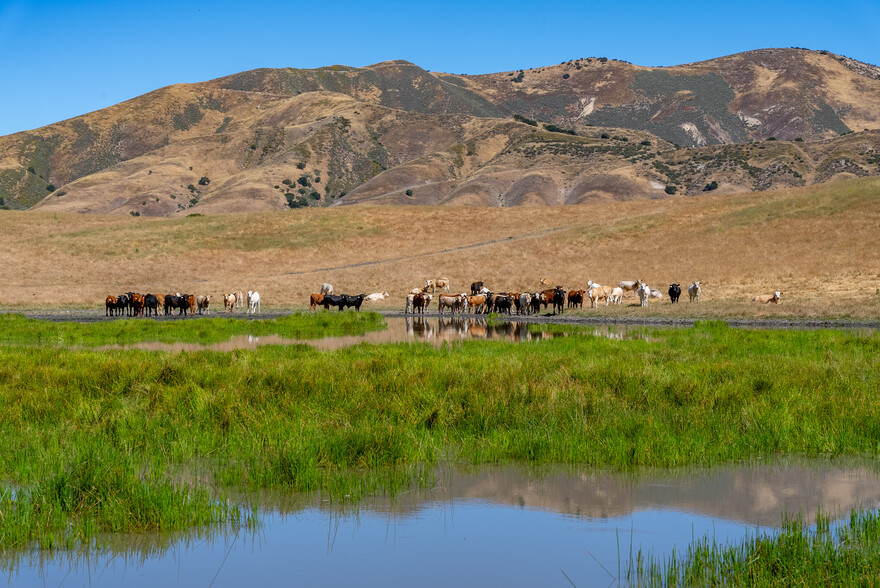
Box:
403 317 571 344
405 316 435 340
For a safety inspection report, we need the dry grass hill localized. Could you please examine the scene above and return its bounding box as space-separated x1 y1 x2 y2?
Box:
1 48 880 216
1 176 878 318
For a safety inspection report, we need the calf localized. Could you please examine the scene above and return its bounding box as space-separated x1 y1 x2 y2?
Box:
609 287 624 305
637 282 650 307
247 291 261 314
753 291 782 304
224 293 237 312
668 284 681 304
552 287 565 315
567 290 584 309
470 281 484 296
519 292 532 315
688 281 701 303
105 295 118 317
364 291 390 302
197 295 212 315
310 293 324 311
529 293 541 315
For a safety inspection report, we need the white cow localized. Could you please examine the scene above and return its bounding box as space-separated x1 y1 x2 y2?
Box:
753 291 782 304
637 282 650 307
688 281 701 302
364 291 390 302
650 289 664 300
609 287 624 305
235 291 245 309
247 290 261 314
519 293 532 315
618 280 639 294
223 293 237 312
320 283 334 295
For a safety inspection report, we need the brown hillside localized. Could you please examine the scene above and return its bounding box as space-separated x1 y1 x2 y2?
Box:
2 48 880 215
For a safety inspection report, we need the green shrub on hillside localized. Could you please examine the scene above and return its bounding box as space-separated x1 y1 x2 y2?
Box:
514 114 538 127
665 185 677 194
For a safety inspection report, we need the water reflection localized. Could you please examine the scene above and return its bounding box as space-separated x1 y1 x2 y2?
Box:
8 459 880 587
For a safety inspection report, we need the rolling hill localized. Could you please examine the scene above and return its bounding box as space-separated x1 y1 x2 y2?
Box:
1 48 879 215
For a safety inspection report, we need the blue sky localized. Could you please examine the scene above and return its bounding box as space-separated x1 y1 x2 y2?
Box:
1 0 878 136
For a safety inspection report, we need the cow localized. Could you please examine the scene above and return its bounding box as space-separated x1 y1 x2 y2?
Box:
235 291 245 309
320 283 334 296
130 293 145 317
519 292 532 315
224 293 237 312
427 278 450 293
364 291 390 302
144 294 160 317
437 294 460 315
341 294 365 311
539 288 556 309
322 294 345 311
184 294 197 316
609 287 624 305
470 281 484 296
508 292 522 315
668 284 682 304
310 293 324 311
754 291 782 304
410 286 426 295
411 293 426 314
529 293 541 315
688 282 701 303
539 277 553 287
247 291 261 314
105 295 118 317
493 294 513 314
164 294 187 316
650 289 664 300
197 295 212 315
637 282 650 307
467 294 488 314
567 290 584 309
618 280 639 295
422 294 433 311
552 287 566 315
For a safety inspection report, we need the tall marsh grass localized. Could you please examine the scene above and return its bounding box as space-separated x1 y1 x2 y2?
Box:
0 316 878 551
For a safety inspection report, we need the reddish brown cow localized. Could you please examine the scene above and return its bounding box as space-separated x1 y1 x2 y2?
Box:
130 293 145 317
310 293 324 311
568 290 584 309
105 295 118 316
412 293 426 314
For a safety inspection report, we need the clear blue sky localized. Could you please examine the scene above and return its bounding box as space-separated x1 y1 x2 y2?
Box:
1 0 878 136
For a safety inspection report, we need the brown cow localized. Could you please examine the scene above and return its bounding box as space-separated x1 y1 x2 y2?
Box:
105 295 118 316
568 290 584 309
130 293 145 317
310 293 324 311
467 294 487 314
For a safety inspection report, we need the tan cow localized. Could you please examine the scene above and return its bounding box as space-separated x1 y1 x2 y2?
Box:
753 291 782 304
310 293 324 311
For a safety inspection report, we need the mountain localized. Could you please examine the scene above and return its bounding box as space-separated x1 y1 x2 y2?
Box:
1 48 879 215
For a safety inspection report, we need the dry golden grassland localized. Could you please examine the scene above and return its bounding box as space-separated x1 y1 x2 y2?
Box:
1 176 879 319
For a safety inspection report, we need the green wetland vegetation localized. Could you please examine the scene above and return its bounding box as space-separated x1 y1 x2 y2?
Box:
1 312 879 582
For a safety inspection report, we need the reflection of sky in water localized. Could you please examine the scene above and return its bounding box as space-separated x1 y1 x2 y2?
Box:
10 459 880 587
14 506 766 588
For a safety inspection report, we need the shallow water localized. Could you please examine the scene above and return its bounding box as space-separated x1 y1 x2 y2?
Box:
91 317 651 352
8 459 880 587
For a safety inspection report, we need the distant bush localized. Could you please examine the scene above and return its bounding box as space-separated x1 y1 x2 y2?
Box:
599 57 608 63
314 176 320 183
512 71 524 83
198 177 210 186
640 140 652 146
544 124 577 136
562 73 570 79
189 198 198 206
296 162 306 170
795 137 804 142
514 114 538 127
297 176 310 187
187 184 197 192
249 144 256 150
702 180 718 192
282 179 293 186
664 185 677 195
286 193 308 208
130 211 140 217
405 189 413 197
309 191 321 200
0 196 5 207
600 133 610 139
767 137 777 141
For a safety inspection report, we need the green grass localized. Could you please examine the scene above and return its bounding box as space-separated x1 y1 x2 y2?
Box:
627 510 880 586
0 316 878 552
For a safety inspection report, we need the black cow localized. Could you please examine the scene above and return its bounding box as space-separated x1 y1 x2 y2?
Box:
668 283 682 304
470 281 484 296
321 294 346 310
144 294 159 317
552 287 566 315
341 294 365 312
164 295 188 316
493 295 513 314
529 293 542 315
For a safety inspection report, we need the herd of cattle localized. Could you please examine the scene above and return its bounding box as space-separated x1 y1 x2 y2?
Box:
105 290 261 317
105 277 782 318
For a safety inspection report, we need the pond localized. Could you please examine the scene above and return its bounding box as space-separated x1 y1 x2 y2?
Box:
89 317 652 353
8 459 880 587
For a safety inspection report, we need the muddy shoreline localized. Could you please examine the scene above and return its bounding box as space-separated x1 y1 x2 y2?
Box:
2 307 878 330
